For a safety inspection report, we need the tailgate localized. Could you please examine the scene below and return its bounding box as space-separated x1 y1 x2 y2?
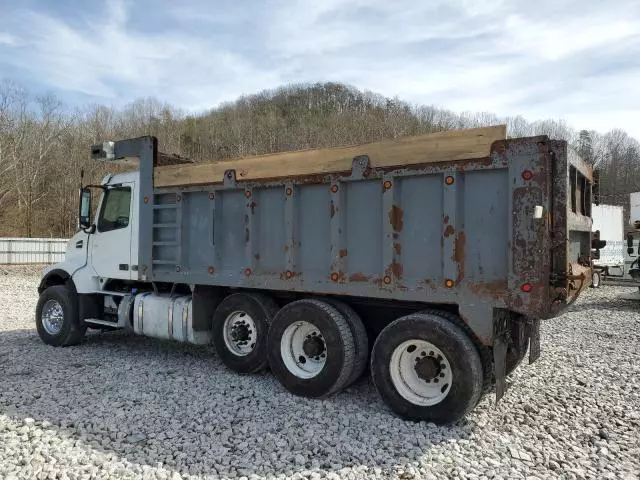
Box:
549 141 594 313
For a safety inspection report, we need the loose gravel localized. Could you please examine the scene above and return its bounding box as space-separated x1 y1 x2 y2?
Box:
1 265 639 480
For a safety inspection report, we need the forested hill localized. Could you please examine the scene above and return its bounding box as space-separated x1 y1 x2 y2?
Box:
0 80 638 237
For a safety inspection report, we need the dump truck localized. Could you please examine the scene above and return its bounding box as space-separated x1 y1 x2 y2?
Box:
35 125 596 423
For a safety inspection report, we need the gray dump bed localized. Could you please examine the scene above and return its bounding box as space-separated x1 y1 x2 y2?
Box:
93 130 595 345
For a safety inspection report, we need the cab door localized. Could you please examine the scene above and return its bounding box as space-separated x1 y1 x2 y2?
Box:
90 184 133 280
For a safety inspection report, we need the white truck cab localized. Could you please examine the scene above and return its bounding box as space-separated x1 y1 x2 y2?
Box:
43 171 140 293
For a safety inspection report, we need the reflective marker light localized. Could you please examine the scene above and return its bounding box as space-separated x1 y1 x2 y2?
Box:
522 170 533 181
521 283 532 293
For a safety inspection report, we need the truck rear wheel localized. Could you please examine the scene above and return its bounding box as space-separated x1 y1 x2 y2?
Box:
321 297 369 388
370 312 483 423
35 285 86 347
212 292 278 374
267 299 355 398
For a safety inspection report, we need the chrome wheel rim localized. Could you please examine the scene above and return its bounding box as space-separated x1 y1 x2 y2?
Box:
280 321 326 379
41 299 64 335
389 339 453 406
222 311 257 356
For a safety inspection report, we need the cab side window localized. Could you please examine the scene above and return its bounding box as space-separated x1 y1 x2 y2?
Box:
98 187 131 232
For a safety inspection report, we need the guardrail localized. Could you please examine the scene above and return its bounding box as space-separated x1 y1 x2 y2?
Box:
0 238 68 264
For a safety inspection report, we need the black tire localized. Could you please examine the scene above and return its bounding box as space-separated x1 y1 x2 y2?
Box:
35 285 86 347
418 308 492 402
321 297 369 387
591 270 601 288
267 299 355 398
212 292 278 374
370 312 483 424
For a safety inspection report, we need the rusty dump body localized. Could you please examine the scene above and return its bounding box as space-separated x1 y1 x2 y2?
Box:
119 129 594 347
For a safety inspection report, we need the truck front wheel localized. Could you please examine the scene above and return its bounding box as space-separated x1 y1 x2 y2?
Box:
370 312 483 424
35 285 86 347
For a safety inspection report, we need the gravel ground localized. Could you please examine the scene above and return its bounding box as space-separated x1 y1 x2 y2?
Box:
1 266 639 480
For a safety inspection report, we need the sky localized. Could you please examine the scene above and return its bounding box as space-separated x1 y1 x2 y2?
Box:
1 0 639 138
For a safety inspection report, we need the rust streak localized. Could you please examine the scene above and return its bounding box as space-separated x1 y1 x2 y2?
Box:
390 262 403 279
329 201 336 218
444 225 455 238
453 231 466 263
349 272 370 282
468 280 508 297
393 243 402 255
389 205 404 232
279 271 298 280
339 249 348 258
453 231 466 284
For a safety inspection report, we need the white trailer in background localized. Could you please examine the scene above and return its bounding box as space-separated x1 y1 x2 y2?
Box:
591 204 625 287
631 192 640 231
625 192 640 286
592 194 640 296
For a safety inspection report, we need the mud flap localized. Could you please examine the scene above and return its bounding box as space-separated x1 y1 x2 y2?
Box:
528 318 541 364
493 311 509 403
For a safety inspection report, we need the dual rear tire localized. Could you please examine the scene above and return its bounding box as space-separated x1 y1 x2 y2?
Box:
213 293 484 423
212 296 368 397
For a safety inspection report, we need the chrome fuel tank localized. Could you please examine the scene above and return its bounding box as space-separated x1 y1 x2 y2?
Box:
133 293 212 345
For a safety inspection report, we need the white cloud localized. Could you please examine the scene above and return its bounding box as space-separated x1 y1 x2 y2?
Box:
0 0 281 106
0 32 17 46
0 0 639 138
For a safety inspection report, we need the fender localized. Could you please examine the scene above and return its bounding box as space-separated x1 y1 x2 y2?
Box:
38 268 102 325
38 268 76 294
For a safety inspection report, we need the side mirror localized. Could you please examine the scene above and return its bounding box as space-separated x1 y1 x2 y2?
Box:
627 233 634 255
79 187 92 230
592 170 600 206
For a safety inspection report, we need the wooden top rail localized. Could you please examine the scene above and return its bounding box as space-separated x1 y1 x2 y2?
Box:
154 124 507 188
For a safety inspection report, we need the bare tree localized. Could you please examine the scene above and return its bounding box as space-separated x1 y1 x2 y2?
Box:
0 79 639 236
